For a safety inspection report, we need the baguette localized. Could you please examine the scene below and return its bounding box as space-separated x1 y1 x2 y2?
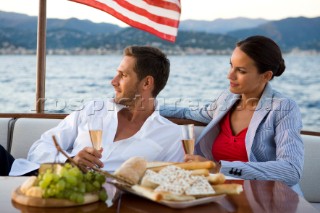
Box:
150 161 215 172
160 192 195 201
132 185 163 201
211 183 243 195
206 173 225 185
146 161 175 168
190 169 210 176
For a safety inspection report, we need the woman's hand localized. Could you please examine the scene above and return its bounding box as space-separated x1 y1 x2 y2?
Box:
73 147 104 172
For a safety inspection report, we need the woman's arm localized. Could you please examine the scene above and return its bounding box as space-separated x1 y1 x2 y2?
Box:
219 99 304 186
160 103 213 124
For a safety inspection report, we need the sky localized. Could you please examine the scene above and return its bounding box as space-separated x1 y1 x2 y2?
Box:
0 0 320 27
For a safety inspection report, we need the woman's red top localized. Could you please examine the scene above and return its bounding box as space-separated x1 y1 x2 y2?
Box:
212 111 249 162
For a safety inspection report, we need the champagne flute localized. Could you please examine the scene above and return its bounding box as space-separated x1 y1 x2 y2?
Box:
181 124 195 154
88 116 103 150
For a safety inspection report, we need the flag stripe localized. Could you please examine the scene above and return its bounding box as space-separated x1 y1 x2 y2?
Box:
114 0 179 27
97 0 178 35
143 0 181 12
69 0 180 42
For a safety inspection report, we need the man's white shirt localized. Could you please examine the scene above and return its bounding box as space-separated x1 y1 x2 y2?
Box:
10 100 184 175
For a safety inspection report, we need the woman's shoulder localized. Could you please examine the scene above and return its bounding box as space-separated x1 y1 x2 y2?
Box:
271 89 299 110
273 90 297 105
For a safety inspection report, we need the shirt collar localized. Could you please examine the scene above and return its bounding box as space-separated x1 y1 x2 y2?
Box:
107 98 160 114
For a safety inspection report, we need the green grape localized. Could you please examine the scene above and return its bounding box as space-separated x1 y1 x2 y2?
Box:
56 179 66 191
76 193 84 203
92 180 100 190
64 174 78 186
46 188 55 196
78 182 86 193
95 173 106 184
64 163 72 169
85 182 94 192
85 171 93 181
56 192 64 199
52 173 60 182
99 188 108 202
69 192 78 202
63 190 72 199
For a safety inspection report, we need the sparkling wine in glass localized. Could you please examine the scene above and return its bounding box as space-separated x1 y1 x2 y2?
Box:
88 116 103 150
181 124 195 154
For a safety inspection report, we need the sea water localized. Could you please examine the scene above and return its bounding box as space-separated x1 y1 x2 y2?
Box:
0 54 319 132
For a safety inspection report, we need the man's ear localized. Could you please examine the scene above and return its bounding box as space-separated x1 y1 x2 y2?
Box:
142 76 154 89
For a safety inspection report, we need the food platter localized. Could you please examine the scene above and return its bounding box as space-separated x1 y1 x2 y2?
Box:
108 180 225 209
12 187 99 207
159 195 225 209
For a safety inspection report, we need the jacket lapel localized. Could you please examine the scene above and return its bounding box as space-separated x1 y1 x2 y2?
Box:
196 92 240 159
245 83 274 159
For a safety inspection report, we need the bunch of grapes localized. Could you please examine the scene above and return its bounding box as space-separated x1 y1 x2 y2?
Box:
36 163 107 203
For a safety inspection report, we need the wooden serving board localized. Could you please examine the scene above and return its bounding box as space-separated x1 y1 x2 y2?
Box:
12 187 99 207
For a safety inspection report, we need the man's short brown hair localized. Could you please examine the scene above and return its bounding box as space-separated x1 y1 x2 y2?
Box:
124 46 170 97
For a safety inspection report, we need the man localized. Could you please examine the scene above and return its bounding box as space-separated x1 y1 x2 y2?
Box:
10 46 184 175
0 145 14 176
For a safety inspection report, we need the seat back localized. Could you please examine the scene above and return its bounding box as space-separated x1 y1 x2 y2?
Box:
300 134 320 203
10 118 62 159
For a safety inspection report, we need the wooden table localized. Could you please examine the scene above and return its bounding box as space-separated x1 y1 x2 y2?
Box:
1 176 318 213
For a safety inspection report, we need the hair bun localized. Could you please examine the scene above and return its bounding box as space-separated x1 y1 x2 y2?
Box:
275 59 285 77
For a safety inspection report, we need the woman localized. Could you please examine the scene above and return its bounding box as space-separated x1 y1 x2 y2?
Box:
161 35 304 195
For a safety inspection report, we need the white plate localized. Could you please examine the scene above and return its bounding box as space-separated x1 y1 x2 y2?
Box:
159 195 225 209
108 181 226 209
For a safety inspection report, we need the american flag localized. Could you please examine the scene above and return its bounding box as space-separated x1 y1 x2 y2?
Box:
69 0 181 42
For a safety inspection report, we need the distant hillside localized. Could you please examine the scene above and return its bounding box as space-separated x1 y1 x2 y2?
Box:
0 11 122 34
1 11 320 54
228 17 320 51
179 17 269 34
81 28 237 51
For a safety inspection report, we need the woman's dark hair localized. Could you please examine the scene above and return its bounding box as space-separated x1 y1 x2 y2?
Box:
124 46 170 97
237 35 285 79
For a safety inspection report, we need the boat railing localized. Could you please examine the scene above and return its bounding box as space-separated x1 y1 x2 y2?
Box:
0 113 319 136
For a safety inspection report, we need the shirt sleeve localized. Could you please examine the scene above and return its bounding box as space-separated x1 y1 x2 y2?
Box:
27 111 81 164
157 124 185 162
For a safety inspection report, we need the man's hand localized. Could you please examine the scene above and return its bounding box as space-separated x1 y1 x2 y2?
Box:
73 147 104 172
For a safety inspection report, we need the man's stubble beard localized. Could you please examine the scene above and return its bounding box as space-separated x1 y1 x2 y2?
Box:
114 85 140 107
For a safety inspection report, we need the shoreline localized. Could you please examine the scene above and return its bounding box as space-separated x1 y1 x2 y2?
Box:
1 48 320 56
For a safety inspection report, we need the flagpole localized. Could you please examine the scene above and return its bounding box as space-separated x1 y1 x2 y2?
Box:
36 0 47 113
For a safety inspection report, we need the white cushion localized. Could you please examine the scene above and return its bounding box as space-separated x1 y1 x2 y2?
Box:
311 203 320 212
300 134 320 203
10 118 62 159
